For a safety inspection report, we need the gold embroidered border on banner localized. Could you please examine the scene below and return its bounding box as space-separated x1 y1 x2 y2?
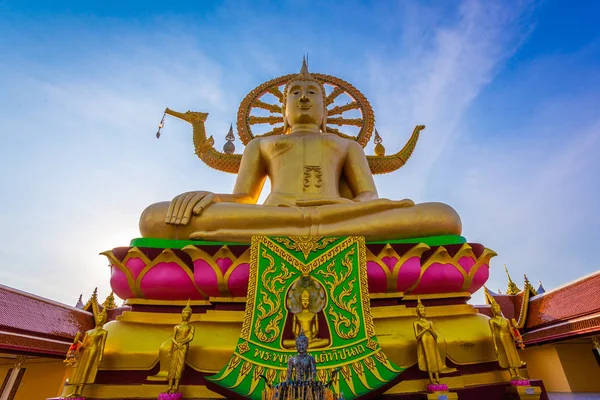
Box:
257 236 358 275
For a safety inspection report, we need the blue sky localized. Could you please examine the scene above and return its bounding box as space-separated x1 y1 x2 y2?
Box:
0 0 599 305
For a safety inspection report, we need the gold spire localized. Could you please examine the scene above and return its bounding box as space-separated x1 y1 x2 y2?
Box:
102 291 117 310
504 265 520 295
299 55 310 78
83 287 98 310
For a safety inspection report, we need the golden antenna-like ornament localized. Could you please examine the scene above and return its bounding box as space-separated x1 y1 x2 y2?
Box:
223 124 236 154
373 129 385 156
504 265 520 295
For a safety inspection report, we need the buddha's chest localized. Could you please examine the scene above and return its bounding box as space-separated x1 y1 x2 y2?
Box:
291 356 312 373
262 135 345 166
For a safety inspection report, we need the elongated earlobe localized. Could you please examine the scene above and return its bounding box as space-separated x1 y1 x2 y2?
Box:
321 107 327 133
282 105 289 133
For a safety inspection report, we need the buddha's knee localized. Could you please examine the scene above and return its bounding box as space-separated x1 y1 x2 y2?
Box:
139 201 170 237
422 202 462 234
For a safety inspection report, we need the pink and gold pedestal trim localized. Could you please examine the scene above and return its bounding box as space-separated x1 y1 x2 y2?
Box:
102 242 496 302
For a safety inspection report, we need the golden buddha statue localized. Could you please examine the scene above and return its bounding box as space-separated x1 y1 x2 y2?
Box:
139 59 462 243
489 299 526 380
413 299 456 384
67 308 108 397
283 287 329 349
149 301 196 393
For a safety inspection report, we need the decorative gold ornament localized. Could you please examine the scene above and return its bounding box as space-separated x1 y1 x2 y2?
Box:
223 124 236 154
273 236 338 261
505 265 521 295
373 129 385 156
254 250 293 343
316 249 360 340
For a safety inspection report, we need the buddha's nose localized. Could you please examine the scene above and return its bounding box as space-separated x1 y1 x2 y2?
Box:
299 94 309 102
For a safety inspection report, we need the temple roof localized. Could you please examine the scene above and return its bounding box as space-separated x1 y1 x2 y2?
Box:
0 284 94 356
484 270 600 345
525 270 600 329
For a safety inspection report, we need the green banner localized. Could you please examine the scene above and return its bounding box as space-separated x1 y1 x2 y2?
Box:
207 236 403 399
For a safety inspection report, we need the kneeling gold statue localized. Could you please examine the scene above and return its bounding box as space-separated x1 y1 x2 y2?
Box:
139 59 462 243
413 299 456 384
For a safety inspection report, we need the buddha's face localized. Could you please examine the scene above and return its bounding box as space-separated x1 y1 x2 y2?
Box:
301 291 310 309
285 80 325 129
491 303 501 317
297 338 308 353
182 309 192 322
416 304 426 318
97 314 107 327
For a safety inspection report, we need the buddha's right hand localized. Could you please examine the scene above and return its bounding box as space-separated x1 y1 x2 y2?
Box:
166 191 212 225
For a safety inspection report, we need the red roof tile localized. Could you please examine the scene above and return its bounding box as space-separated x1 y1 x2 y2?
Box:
526 271 600 329
522 312 600 345
0 285 94 341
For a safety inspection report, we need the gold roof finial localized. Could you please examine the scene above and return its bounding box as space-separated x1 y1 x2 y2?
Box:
102 291 117 310
504 265 520 295
537 280 545 294
75 294 84 309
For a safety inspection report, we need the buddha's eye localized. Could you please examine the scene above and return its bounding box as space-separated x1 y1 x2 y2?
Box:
309 91 316 95
292 91 300 95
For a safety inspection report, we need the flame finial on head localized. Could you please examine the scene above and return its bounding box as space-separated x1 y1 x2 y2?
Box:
299 55 310 77
97 306 108 326
183 299 192 313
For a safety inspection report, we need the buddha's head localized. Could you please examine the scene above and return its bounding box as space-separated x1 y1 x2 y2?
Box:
283 57 327 133
491 302 502 317
416 298 426 318
182 300 193 322
301 289 311 310
96 308 108 327
296 329 309 354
